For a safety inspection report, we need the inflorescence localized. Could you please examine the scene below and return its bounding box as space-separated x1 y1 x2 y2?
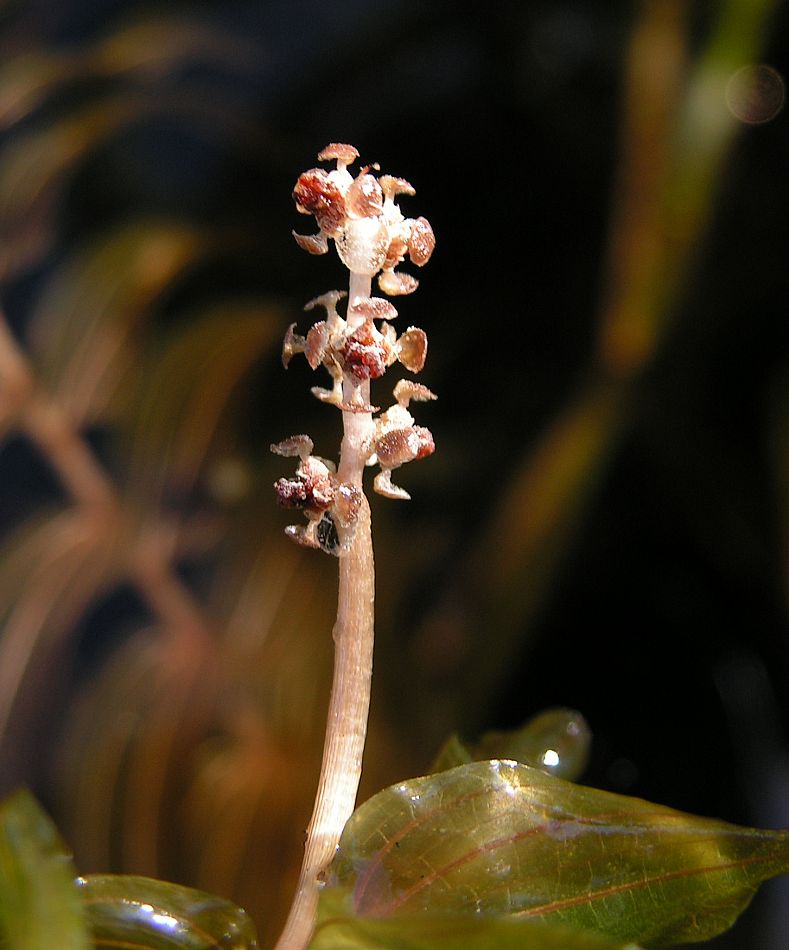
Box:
272 143 436 554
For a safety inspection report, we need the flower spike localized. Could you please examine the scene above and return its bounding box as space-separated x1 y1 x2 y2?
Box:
292 144 435 294
273 144 436 950
277 144 436 542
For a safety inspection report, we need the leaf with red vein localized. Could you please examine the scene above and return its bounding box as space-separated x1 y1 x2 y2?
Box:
311 886 642 950
326 760 789 947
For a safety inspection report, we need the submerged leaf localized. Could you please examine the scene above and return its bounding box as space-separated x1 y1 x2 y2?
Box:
28 220 206 424
0 789 90 950
312 886 642 950
0 510 119 775
329 761 789 947
0 19 261 132
78 874 259 949
122 301 281 504
0 98 150 276
432 708 591 781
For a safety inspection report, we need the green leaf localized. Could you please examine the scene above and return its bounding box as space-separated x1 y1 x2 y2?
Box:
329 761 789 947
311 886 642 950
78 874 259 949
0 789 90 950
432 708 591 781
430 732 474 772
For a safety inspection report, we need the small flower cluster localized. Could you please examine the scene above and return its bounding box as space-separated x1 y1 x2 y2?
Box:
369 379 436 500
271 375 435 552
292 143 435 295
273 144 436 554
282 291 428 410
271 434 362 553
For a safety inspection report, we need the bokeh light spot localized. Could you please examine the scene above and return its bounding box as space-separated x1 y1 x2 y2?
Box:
725 64 785 125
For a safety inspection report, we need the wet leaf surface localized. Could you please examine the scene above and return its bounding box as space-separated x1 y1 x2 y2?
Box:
329 761 789 947
432 708 591 781
79 874 259 949
311 886 642 950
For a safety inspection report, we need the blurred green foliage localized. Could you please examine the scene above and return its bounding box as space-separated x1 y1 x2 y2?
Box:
0 790 260 948
0 790 89 950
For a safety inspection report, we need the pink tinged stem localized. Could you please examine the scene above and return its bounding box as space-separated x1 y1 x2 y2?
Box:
274 273 376 950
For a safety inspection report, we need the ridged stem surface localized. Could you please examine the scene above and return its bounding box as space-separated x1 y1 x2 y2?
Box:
274 274 375 950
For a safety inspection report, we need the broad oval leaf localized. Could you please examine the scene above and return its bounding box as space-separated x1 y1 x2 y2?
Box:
0 789 90 950
78 874 259 949
311 886 642 950
329 761 789 947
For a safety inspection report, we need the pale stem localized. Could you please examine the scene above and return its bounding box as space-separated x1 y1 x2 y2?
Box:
274 273 376 950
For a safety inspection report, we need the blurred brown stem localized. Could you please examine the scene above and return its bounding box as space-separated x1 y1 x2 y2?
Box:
0 307 211 659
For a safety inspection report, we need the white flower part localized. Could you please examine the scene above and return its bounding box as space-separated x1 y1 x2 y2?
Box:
373 468 411 500
310 360 344 406
377 402 415 435
368 402 413 464
382 192 409 246
305 291 348 353
326 165 354 194
336 216 390 275
270 434 314 459
378 270 418 296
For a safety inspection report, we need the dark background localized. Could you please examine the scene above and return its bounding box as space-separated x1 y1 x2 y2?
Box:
1 1 788 947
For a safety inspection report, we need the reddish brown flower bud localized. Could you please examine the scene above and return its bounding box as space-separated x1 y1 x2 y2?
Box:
273 455 335 513
411 425 435 459
300 457 336 509
352 296 398 323
333 483 362 527
378 269 419 296
274 476 312 508
346 173 384 218
305 320 329 370
375 425 434 468
407 216 435 266
396 326 428 373
293 168 346 236
340 320 391 380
